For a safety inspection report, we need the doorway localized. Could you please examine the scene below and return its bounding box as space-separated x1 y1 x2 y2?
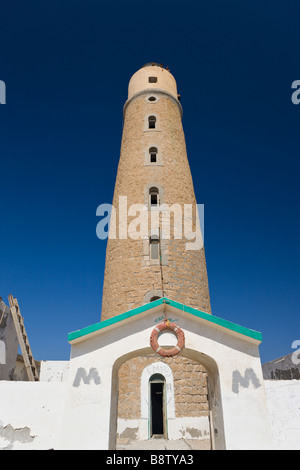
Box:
149 374 166 438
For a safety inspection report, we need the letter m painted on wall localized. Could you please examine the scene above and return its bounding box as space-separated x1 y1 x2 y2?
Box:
73 367 101 387
232 368 261 394
0 81 6 104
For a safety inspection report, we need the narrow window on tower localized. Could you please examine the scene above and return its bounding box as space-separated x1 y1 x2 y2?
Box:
149 234 160 260
149 147 158 163
149 187 159 208
149 76 157 83
148 115 156 129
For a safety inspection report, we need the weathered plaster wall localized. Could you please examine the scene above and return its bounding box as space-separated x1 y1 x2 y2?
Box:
0 364 299 449
264 380 300 450
39 360 69 382
0 381 66 450
117 416 210 442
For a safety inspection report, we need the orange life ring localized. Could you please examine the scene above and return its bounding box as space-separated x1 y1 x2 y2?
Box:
150 319 185 357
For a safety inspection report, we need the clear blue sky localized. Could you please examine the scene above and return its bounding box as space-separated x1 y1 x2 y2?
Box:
0 1 299 364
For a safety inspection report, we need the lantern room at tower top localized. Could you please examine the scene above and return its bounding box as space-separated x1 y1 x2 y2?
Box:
127 63 179 101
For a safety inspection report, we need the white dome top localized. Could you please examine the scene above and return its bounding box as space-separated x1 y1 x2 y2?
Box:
128 64 178 101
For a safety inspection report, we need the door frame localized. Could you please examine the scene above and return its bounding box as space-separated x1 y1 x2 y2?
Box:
149 373 167 438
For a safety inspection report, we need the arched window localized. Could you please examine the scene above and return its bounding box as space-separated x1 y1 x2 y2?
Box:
150 296 161 302
148 115 156 129
149 147 158 163
149 234 160 260
149 187 159 207
143 290 163 304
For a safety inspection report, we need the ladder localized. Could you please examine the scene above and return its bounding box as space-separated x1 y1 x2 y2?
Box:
8 295 39 381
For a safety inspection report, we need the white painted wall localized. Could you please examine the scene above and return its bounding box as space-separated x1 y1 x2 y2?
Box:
0 381 66 450
264 380 300 450
39 361 69 382
0 363 300 450
117 417 210 442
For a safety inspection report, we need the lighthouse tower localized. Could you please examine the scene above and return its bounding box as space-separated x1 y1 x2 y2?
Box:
101 63 211 320
101 63 212 444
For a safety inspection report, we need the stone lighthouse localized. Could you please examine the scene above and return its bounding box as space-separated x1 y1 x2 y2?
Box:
64 64 272 451
100 63 212 445
101 63 211 318
50 63 273 452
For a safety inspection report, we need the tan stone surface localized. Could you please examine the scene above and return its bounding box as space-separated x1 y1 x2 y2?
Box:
100 66 212 427
117 355 209 419
101 72 211 321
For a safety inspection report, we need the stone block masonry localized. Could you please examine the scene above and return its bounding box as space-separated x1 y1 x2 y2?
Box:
100 65 212 441
101 74 211 321
118 355 209 420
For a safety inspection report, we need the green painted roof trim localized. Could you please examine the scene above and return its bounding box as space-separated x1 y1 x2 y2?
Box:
68 297 262 343
68 298 162 343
